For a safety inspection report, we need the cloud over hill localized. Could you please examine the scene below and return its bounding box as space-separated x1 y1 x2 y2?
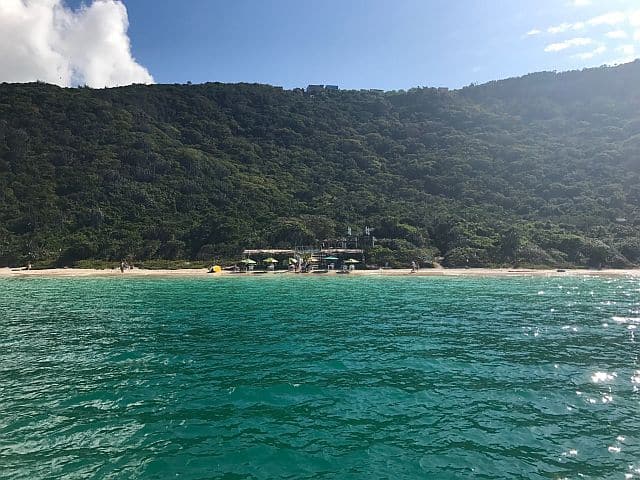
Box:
0 0 153 88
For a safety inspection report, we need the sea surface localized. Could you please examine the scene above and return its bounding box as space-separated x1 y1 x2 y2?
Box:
1 275 639 479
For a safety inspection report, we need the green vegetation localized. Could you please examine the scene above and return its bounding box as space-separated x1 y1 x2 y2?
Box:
1 62 640 268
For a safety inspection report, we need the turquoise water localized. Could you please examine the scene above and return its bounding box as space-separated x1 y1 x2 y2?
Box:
1 275 639 479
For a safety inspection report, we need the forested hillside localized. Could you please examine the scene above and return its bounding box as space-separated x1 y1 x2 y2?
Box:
1 61 640 268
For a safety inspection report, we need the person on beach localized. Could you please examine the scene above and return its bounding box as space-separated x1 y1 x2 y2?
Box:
120 260 125 273
411 261 417 273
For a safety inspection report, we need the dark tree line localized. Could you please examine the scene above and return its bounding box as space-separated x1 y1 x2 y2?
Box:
1 62 640 268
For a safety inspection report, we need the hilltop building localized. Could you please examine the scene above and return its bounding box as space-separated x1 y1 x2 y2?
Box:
306 84 340 94
307 84 325 94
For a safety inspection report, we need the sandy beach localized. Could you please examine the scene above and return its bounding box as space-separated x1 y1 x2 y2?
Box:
1 267 639 278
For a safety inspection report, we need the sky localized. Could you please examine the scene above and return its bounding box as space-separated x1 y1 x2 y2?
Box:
1 0 640 90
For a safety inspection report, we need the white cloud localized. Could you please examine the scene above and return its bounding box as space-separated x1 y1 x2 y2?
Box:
605 30 628 39
616 44 635 56
629 10 640 27
548 22 573 34
573 45 607 60
544 37 593 52
528 9 640 64
547 21 585 35
527 29 542 36
0 0 153 88
607 43 637 65
587 11 626 27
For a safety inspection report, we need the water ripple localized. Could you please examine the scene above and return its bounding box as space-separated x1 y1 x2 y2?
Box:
1 275 639 478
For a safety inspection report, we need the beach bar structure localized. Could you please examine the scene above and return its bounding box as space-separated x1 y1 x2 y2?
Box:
242 249 298 256
243 248 363 257
243 247 364 267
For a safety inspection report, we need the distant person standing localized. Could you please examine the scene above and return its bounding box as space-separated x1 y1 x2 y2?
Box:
120 260 125 273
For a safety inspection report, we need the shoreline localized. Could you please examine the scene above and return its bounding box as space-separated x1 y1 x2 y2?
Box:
1 267 639 278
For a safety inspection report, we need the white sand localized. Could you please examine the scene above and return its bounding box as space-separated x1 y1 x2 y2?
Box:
1 267 639 278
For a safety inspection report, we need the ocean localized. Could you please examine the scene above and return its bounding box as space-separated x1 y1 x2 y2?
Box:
1 275 639 479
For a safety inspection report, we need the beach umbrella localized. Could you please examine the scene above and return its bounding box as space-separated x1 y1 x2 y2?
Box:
324 256 339 261
344 258 360 264
240 258 257 265
263 257 279 264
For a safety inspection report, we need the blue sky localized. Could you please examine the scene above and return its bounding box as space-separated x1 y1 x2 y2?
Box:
13 0 640 89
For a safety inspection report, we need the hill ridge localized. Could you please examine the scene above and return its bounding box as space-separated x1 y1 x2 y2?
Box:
1 62 639 268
